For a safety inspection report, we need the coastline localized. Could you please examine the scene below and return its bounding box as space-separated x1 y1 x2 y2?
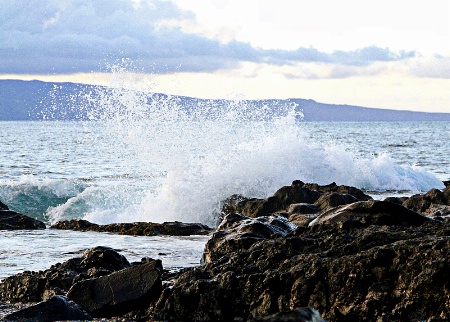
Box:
1 180 450 321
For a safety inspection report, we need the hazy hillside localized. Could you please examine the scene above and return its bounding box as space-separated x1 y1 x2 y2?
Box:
1 79 450 121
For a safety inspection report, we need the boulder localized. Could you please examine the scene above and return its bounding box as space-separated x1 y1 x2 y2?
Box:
221 181 372 220
309 200 432 228
0 246 130 303
51 219 212 236
3 295 92 321
67 259 163 318
202 213 297 264
313 192 359 213
0 210 46 230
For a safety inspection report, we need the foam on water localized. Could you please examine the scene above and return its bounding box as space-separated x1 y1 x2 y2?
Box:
4 62 443 226
36 63 443 226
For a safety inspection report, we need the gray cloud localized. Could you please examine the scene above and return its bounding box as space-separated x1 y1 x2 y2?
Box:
0 0 417 75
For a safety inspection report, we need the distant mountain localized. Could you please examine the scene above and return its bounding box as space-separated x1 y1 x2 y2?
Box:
1 79 450 121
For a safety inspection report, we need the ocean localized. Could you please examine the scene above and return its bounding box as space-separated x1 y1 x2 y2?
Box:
0 86 448 280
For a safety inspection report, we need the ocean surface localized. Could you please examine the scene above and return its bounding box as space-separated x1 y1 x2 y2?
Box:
0 87 449 280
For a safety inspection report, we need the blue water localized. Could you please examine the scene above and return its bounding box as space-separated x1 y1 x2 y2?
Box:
0 87 448 279
0 120 447 226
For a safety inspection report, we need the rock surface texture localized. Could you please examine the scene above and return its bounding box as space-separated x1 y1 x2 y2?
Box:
0 208 46 230
51 219 213 236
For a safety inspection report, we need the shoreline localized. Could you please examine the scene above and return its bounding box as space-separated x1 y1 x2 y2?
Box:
1 180 450 320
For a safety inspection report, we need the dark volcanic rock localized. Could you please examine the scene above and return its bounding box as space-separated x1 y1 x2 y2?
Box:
402 187 450 217
67 259 163 318
0 246 130 303
0 210 46 230
151 203 450 321
202 213 297 264
51 219 212 236
0 200 8 210
3 295 92 321
221 181 372 220
309 200 433 228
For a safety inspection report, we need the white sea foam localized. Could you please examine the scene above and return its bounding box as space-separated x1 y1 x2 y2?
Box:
2 62 444 226
40 65 442 226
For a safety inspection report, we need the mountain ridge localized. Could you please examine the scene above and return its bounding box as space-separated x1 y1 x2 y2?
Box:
1 79 449 121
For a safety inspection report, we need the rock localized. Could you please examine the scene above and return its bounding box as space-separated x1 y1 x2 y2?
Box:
151 213 450 321
0 210 46 230
383 196 408 205
309 200 432 228
300 181 373 201
202 213 297 264
403 188 450 217
221 181 372 220
51 219 212 236
3 295 92 321
313 192 359 213
0 200 9 210
0 246 130 303
67 259 163 318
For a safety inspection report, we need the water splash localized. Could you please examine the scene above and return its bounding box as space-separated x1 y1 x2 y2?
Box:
38 61 443 226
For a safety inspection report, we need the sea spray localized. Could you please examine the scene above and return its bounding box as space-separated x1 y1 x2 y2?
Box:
30 64 444 226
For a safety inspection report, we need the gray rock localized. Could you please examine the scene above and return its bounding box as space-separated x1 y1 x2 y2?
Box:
309 200 432 227
67 259 163 318
0 210 46 230
3 295 92 321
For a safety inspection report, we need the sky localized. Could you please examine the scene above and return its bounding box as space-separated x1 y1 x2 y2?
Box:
0 0 449 112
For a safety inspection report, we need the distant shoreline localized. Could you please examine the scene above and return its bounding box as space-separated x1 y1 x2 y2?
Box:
1 79 450 122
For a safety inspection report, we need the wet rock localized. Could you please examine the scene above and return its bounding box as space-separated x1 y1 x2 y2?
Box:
67 259 163 318
221 181 371 220
3 295 92 321
0 210 46 230
0 246 130 303
151 212 450 321
202 213 297 265
309 200 432 228
299 181 372 201
51 219 212 236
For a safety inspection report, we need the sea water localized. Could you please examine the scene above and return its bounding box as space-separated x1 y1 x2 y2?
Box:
0 83 449 279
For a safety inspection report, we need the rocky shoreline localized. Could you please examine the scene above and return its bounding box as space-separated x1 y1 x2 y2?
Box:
1 180 450 321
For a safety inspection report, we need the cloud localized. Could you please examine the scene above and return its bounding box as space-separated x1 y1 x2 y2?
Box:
0 0 423 76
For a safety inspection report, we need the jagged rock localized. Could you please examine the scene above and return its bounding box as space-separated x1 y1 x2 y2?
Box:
0 210 46 230
3 295 92 321
0 246 130 303
151 212 450 321
67 259 163 318
202 213 297 264
51 219 212 236
221 181 372 220
403 188 450 217
309 200 432 228
299 181 372 201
